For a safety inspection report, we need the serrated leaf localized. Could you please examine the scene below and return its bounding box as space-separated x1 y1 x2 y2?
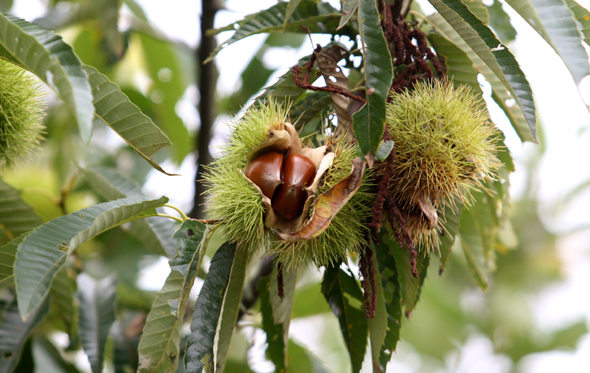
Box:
0 14 94 143
487 0 517 44
0 177 43 245
0 294 49 373
215 246 249 372
83 66 173 175
427 0 537 142
338 0 359 30
77 274 117 373
427 13 534 142
137 220 208 373
14 195 169 319
439 203 462 274
321 265 367 373
367 247 387 369
184 242 237 373
385 233 429 316
505 0 589 84
0 237 21 287
463 0 490 23
259 267 297 372
284 0 303 29
257 54 312 105
81 167 177 258
353 0 393 159
206 0 341 62
427 33 482 96
564 0 590 45
374 234 402 369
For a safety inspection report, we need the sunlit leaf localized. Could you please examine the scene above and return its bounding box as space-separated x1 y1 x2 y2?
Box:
14 195 168 319
206 0 341 62
564 0 590 45
184 242 237 373
81 167 177 258
463 0 490 23
504 0 589 84
353 0 393 159
0 237 21 287
427 0 537 142
427 13 534 142
83 66 173 175
0 294 49 373
0 14 94 143
137 220 208 373
321 265 367 373
287 339 330 373
77 274 117 373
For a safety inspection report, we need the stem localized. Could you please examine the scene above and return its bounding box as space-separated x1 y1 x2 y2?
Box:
164 204 189 221
154 214 184 223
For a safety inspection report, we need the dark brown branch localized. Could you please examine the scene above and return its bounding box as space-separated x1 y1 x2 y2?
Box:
359 246 377 319
292 65 367 104
385 196 418 277
190 0 220 219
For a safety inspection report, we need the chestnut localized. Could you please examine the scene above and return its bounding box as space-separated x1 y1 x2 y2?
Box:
272 154 316 219
245 152 283 199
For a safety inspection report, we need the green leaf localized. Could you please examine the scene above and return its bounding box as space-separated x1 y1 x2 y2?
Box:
34 335 80 373
564 0 590 45
0 177 43 245
0 294 49 373
338 0 359 30
289 91 332 127
504 0 589 85
439 203 463 274
259 267 298 372
427 0 537 142
83 66 173 175
81 167 177 258
0 14 94 143
184 242 237 373
206 0 341 62
427 13 534 142
386 233 429 316
487 0 517 44
112 314 142 373
257 54 312 105
321 265 367 373
374 234 403 369
284 0 303 29
427 33 482 96
77 274 117 373
215 246 249 372
137 220 208 373
0 237 21 287
353 0 393 158
50 267 79 349
367 247 387 369
14 195 169 319
287 339 330 373
459 204 491 290
463 0 490 23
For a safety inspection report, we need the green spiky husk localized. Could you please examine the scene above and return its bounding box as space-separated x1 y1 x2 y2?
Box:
271 141 375 269
204 103 287 252
0 60 45 168
205 102 374 268
386 80 500 250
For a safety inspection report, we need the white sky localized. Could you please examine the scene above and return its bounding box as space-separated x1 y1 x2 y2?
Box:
10 0 590 372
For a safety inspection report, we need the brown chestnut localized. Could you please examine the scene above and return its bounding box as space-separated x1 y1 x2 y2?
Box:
245 152 283 199
272 154 316 219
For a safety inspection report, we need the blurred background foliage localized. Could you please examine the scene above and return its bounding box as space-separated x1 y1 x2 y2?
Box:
1 0 590 372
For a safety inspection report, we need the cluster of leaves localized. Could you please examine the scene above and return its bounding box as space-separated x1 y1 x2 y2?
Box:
0 0 589 372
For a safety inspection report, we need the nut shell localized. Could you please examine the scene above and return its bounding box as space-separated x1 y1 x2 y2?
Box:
244 152 283 199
